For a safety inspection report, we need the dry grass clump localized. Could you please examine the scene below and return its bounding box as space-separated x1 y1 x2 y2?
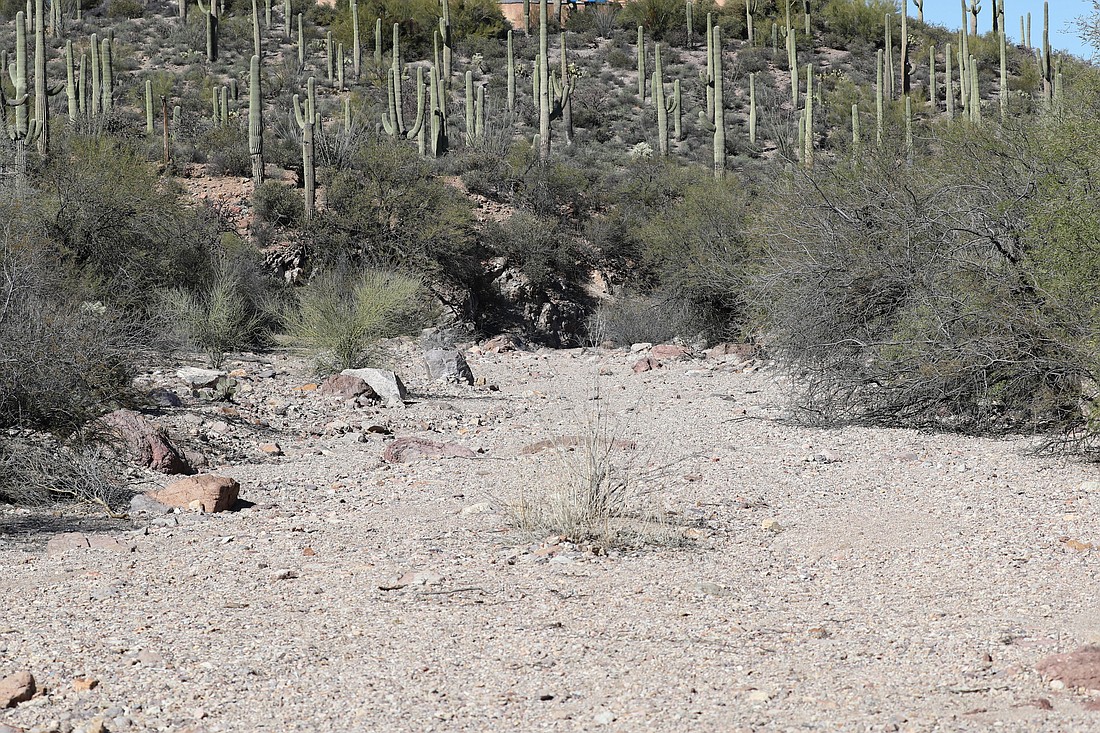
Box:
0 437 132 515
509 393 678 547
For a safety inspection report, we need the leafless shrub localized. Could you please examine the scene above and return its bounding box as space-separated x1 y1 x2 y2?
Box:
0 436 132 514
508 391 680 547
746 124 1099 435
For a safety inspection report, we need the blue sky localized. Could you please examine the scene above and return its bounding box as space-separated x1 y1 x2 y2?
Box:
910 0 1095 60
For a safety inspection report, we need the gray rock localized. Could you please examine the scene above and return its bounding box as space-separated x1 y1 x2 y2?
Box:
130 494 173 515
424 349 475 385
177 368 226 389
340 368 407 408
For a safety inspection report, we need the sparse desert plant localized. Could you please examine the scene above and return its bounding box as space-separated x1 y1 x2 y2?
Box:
282 269 429 373
253 180 305 227
159 256 268 367
0 437 132 513
586 291 712 347
507 392 676 547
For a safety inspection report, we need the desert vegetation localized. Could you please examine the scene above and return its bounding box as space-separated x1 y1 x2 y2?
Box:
1 0 1099 508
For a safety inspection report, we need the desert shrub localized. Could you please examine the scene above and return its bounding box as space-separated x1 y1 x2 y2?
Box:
201 125 252 177
620 0 687 41
254 180 305 227
159 253 271 367
282 269 430 372
820 0 895 48
0 438 131 511
586 291 712 346
41 136 220 308
307 137 479 287
482 211 585 290
746 115 1100 435
507 395 674 547
107 0 143 17
0 227 143 436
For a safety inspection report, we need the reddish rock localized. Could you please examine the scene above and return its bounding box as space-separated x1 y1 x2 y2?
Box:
1037 646 1100 691
706 342 761 361
650 344 692 361
46 532 90 555
632 357 663 373
318 374 374 400
0 671 35 708
482 334 524 353
103 409 193 475
149 474 240 513
381 437 478 463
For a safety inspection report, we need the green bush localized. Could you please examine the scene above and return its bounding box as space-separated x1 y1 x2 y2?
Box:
483 211 585 290
107 0 144 17
254 181 305 227
159 253 271 367
282 270 430 373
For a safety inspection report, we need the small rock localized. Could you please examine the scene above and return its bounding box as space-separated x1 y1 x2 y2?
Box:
761 518 784 533
177 367 226 389
272 570 299 580
147 388 182 408
148 474 240 513
0 670 35 708
378 570 444 590
632 357 662 373
746 690 770 703
135 650 164 665
808 627 830 639
381 436 478 463
318 374 374 400
461 502 493 516
1038 646 1100 691
72 677 99 692
129 494 172 515
650 344 691 361
482 334 523 353
695 581 729 597
593 710 616 725
258 442 283 456
46 533 90 555
340 368 407 408
0 723 24 733
630 343 653 353
424 349 475 385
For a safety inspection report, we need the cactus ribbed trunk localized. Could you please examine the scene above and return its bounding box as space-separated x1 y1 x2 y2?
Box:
65 40 77 121
145 79 153 134
538 0 550 161
945 42 954 119
249 54 264 184
251 0 261 58
292 76 316 219
636 26 645 100
506 30 515 110
350 0 360 78
748 71 756 145
803 64 813 169
712 25 723 179
875 48 883 144
34 0 48 155
653 42 667 155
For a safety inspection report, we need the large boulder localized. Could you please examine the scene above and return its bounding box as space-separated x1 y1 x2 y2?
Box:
1037 646 1100 691
340 368 407 408
103 409 193 475
424 349 474 384
381 437 478 463
148 474 240 513
0 671 35 708
318 374 375 400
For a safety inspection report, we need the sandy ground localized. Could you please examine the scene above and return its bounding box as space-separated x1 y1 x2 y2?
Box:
2 343 1100 733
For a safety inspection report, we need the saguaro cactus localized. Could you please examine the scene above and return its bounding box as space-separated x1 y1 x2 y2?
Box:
636 26 645 100
292 76 317 218
506 30 515 110
196 0 218 61
698 24 724 178
748 71 757 144
350 0 360 77
249 54 264 184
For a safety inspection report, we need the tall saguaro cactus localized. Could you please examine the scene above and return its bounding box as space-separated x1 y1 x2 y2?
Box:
292 77 317 219
698 24 724 178
249 54 264 184
196 0 219 61
5 10 38 178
